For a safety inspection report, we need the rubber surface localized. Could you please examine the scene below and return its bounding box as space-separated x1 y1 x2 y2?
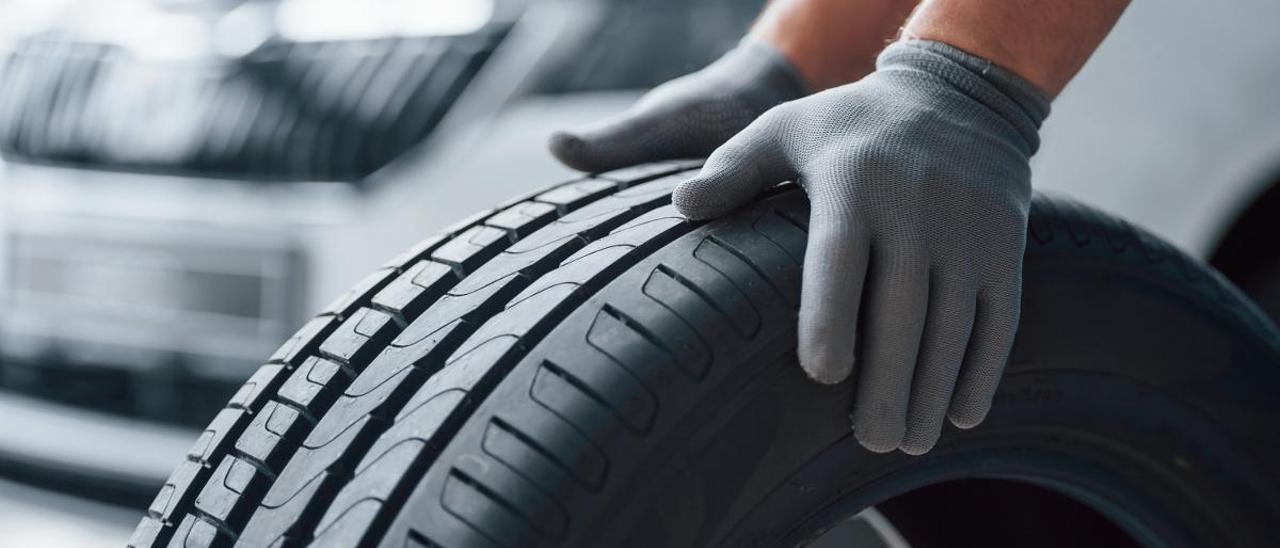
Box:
129 162 1280 547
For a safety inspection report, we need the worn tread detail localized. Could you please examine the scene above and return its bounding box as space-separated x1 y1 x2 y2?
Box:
128 161 699 548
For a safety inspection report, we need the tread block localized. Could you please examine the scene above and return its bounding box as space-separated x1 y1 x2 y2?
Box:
484 201 559 239
598 299 710 379
370 260 458 321
190 173 702 548
531 357 654 434
276 357 350 419
194 457 267 529
482 411 608 492
383 234 446 270
235 401 309 473
440 469 554 548
269 316 337 367
149 461 202 523
128 517 165 548
752 206 808 261
189 409 249 466
321 267 398 319
448 456 570 540
592 159 702 184
641 265 740 354
431 225 509 274
309 372 429 469
228 364 286 412
316 439 423 534
263 413 376 509
691 238 764 336
310 498 384 548
719 219 805 307
318 307 397 366
167 515 223 548
534 179 617 213
448 242 591 299
524 208 686 297
236 471 328 548
609 172 688 200
356 389 465 476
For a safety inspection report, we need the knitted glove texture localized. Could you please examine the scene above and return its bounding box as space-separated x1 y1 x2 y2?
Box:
673 40 1050 454
549 39 809 173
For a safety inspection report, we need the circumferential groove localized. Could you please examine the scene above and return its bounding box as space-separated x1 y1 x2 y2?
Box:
128 200 535 546
130 169 706 548
259 195 693 546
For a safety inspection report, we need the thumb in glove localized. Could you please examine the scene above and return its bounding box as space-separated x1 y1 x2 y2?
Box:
549 38 809 173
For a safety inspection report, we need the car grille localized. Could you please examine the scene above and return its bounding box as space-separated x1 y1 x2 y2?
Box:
0 29 506 183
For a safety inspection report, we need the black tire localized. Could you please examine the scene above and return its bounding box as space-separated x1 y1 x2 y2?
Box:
129 161 1280 548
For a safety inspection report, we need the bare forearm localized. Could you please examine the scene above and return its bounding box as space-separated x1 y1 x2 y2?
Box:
903 0 1130 97
751 0 919 91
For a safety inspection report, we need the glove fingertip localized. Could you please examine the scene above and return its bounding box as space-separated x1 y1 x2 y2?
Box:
796 345 854 386
547 131 598 172
947 404 990 430
899 429 941 455
671 177 730 221
899 440 935 456
851 415 902 454
672 162 766 220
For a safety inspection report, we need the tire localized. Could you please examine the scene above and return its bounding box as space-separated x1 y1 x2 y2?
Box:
1233 259 1280 325
129 161 1280 548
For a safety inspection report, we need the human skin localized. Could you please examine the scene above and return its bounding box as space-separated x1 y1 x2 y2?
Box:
696 0 1132 452
752 0 920 91
752 0 1130 97
550 0 1132 453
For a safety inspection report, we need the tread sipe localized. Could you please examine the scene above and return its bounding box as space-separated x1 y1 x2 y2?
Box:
131 162 1280 548
128 160 706 547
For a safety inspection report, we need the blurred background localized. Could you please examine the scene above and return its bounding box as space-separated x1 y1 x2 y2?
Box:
0 0 1275 546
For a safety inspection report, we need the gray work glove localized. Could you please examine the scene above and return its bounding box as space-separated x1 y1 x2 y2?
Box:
548 38 810 173
672 40 1050 454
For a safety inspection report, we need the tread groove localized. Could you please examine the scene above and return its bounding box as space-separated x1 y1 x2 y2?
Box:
706 234 789 305
129 172 646 548
597 304 702 380
482 417 602 492
651 263 743 336
230 176 689 546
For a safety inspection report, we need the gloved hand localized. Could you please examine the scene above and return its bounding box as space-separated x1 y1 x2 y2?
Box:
548 39 809 173
672 40 1050 454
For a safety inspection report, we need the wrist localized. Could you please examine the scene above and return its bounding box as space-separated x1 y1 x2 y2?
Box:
898 27 1059 98
876 39 1051 155
899 0 1130 99
750 0 918 91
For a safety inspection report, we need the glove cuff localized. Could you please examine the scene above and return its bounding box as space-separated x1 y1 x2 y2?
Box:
731 37 813 104
877 39 1051 154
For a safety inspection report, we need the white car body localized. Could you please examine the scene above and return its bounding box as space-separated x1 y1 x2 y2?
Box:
0 0 1276 542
